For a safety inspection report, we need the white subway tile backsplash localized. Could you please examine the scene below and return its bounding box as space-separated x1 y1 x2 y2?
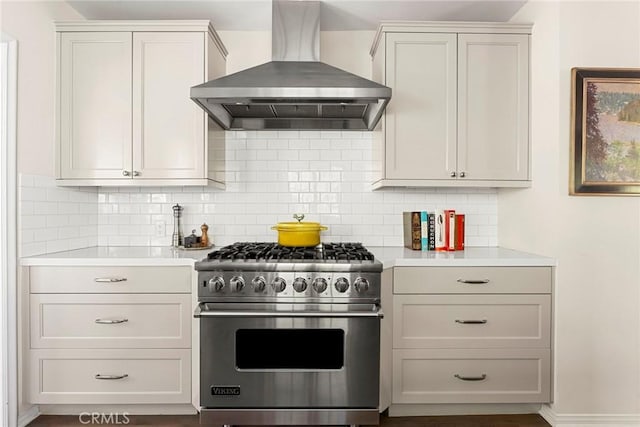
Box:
19 174 98 256
46 237 72 253
22 242 47 257
19 133 498 255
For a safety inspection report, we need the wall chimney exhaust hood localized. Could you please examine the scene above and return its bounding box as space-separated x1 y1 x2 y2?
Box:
190 1 391 131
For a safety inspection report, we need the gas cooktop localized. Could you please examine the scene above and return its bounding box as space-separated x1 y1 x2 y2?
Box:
195 242 382 273
206 242 375 262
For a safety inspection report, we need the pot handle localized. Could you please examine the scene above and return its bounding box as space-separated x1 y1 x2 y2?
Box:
270 226 278 230
320 226 328 231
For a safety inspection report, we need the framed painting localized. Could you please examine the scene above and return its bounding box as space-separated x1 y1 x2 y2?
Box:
571 68 640 195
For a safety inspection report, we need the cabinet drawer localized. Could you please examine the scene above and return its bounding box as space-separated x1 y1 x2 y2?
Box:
394 267 551 294
30 294 191 349
393 294 550 348
29 349 191 404
392 348 550 404
30 266 191 293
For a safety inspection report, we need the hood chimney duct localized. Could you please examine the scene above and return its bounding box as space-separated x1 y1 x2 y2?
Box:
272 1 320 61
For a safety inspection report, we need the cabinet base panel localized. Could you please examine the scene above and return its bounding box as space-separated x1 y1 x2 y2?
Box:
372 179 531 190
55 179 225 188
37 404 198 415
200 408 379 426
388 403 543 417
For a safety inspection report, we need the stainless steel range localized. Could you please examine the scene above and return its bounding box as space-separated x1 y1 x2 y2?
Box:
194 242 383 426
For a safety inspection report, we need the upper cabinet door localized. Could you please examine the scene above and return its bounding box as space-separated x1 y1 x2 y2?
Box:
385 33 457 180
457 34 529 181
132 32 205 180
59 32 132 179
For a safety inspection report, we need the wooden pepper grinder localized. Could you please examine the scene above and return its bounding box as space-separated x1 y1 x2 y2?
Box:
200 223 210 247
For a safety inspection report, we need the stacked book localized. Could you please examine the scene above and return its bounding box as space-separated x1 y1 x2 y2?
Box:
403 210 465 251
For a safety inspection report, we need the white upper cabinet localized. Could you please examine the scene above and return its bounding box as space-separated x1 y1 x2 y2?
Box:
384 33 457 181
132 32 205 180
59 32 132 180
457 34 529 182
55 21 227 187
371 22 532 189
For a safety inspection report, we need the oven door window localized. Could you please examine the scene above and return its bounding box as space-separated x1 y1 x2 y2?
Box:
236 329 344 370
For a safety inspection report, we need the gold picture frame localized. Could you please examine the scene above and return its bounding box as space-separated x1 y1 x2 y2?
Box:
571 67 640 195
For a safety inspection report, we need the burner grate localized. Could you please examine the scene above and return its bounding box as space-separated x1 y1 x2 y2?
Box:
206 242 375 262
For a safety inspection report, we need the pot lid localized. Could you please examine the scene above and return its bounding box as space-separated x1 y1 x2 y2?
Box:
273 221 327 231
273 214 328 231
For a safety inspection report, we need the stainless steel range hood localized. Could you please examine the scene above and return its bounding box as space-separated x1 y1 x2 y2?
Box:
190 1 391 131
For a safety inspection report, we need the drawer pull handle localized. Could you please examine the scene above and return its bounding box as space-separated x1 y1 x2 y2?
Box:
454 374 487 381
95 318 128 325
456 279 490 284
95 374 128 380
94 277 127 283
455 319 487 324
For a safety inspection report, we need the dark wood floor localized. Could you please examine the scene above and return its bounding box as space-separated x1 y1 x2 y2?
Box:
27 413 550 427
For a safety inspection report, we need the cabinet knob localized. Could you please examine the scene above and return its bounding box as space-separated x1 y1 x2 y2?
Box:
122 170 131 177
459 171 466 178
133 171 140 177
450 171 457 178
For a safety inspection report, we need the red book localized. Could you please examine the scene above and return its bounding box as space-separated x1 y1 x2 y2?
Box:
455 214 465 251
444 209 456 251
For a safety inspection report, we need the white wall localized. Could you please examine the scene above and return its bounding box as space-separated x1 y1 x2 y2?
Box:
502 0 640 421
321 31 375 79
0 1 83 176
217 30 271 73
1 2 98 258
217 30 376 78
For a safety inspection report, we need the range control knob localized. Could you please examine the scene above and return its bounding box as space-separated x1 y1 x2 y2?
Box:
293 277 308 293
334 277 349 293
272 277 286 293
312 277 328 293
251 276 267 293
229 276 245 293
354 277 370 293
208 276 225 292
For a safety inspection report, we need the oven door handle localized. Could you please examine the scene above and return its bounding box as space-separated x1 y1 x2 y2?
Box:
194 305 384 319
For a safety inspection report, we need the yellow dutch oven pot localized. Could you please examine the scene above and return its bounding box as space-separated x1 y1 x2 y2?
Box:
271 214 328 247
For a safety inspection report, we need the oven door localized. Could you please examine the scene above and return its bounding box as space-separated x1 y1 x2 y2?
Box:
195 302 382 409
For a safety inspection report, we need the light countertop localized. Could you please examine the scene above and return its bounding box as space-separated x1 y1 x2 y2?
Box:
20 246 211 266
368 246 556 268
20 246 555 268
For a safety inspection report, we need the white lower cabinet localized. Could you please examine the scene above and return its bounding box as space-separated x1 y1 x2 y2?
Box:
30 293 191 349
393 294 551 349
389 266 553 408
29 349 191 404
392 348 550 404
27 265 192 405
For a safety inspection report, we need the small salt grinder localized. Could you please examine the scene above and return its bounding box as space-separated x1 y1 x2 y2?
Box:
172 204 184 247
